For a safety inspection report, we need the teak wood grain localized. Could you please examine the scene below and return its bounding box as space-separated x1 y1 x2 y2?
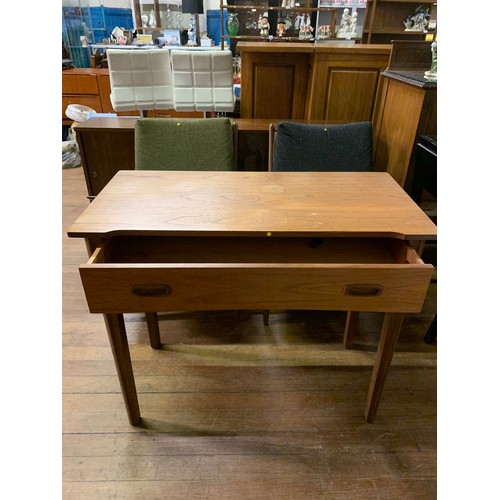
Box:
68 171 437 240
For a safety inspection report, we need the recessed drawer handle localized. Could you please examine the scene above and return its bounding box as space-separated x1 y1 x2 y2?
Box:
131 285 172 297
343 284 383 297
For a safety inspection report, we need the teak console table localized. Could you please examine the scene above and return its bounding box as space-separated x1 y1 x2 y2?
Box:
68 170 436 426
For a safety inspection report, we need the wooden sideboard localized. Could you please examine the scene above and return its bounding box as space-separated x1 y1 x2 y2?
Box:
62 68 115 126
238 42 392 122
62 68 201 126
372 71 437 189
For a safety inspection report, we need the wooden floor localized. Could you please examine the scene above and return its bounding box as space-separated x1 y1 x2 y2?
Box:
62 167 437 499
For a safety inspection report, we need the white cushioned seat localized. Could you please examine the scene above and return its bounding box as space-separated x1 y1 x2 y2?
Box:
107 49 174 111
170 50 235 112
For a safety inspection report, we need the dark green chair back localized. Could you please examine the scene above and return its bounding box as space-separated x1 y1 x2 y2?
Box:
270 121 372 172
135 118 236 171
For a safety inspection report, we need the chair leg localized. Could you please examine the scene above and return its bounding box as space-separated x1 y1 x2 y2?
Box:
263 309 270 326
145 312 162 349
343 311 359 349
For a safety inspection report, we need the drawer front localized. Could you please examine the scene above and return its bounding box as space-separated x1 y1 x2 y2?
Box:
62 74 99 94
80 263 433 314
62 96 102 118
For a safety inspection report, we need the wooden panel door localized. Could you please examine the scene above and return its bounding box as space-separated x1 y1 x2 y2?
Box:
322 68 380 122
306 49 390 121
240 52 310 119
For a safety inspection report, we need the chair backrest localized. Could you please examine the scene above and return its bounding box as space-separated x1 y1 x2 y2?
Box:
170 49 234 113
135 117 237 171
269 121 373 172
107 49 174 112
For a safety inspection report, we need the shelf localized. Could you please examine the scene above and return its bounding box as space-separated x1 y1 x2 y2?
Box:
223 5 337 11
367 0 434 3
366 28 428 34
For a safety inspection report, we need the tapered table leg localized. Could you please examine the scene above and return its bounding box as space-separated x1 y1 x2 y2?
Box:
146 312 162 349
103 313 141 426
343 311 359 349
364 312 405 423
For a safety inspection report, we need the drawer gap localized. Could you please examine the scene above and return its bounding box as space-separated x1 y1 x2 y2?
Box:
102 237 412 265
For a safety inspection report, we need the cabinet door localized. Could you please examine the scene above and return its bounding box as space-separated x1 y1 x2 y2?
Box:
306 50 389 121
76 128 135 197
240 51 310 120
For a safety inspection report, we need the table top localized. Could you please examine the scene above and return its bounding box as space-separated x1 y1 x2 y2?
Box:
67 171 437 240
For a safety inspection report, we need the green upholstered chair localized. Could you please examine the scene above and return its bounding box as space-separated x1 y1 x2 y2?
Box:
134 117 239 345
135 117 237 171
268 121 373 172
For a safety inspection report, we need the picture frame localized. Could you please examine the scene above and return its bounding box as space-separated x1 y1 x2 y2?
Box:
164 29 181 46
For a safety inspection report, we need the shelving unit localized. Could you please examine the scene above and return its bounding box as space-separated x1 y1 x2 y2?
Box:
316 1 366 42
363 0 437 44
219 0 366 52
132 0 192 32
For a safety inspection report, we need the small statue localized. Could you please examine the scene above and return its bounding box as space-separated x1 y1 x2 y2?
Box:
141 14 148 27
299 15 314 40
348 11 358 36
295 13 305 30
337 8 352 38
317 25 332 39
424 41 437 81
258 13 269 37
149 9 157 29
276 20 287 37
403 6 430 32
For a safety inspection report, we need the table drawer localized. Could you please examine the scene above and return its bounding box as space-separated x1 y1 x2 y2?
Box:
79 237 433 314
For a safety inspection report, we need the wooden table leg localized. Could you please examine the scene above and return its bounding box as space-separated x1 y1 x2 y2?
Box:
146 312 162 349
364 312 405 423
343 311 359 349
103 313 142 426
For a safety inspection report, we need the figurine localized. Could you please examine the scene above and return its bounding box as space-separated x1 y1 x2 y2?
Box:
294 13 305 30
424 41 437 81
348 11 358 36
403 6 430 32
258 13 269 36
317 25 331 39
277 20 286 37
299 15 314 40
337 8 352 38
149 9 157 29
141 14 148 27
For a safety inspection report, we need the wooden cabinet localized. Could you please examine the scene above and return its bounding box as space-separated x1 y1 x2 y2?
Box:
363 0 437 44
371 41 437 188
62 69 109 125
238 42 390 121
62 68 202 128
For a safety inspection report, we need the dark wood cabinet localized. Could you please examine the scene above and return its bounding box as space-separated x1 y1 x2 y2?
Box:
363 0 437 44
239 42 390 122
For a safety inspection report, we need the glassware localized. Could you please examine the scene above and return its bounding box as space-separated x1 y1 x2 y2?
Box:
226 12 240 36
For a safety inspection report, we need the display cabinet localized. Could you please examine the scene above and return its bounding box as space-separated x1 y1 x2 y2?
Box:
363 0 437 44
219 0 366 51
132 0 192 32
315 0 366 42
